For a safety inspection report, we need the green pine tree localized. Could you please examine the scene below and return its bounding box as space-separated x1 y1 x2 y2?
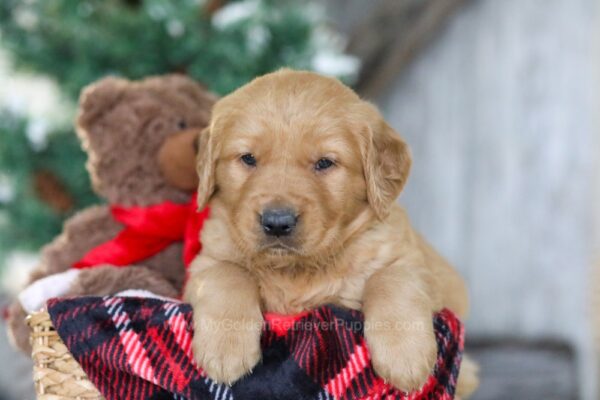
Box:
0 111 96 257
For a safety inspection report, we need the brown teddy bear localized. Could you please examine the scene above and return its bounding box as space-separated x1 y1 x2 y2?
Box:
6 74 216 352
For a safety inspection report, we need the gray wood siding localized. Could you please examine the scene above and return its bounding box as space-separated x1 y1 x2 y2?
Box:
375 0 599 398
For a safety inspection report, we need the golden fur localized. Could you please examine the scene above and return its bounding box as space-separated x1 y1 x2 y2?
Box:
184 69 477 396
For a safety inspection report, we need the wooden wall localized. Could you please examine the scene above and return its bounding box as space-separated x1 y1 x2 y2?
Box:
373 0 600 398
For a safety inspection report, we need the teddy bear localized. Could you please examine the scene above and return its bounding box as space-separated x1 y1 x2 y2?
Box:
6 74 216 352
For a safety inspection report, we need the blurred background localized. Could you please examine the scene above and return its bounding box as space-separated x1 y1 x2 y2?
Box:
0 0 598 399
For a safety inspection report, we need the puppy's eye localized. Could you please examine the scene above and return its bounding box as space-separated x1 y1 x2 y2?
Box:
177 119 187 130
240 153 257 167
315 158 335 171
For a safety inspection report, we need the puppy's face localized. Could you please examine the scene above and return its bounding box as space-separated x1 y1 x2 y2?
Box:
197 70 411 262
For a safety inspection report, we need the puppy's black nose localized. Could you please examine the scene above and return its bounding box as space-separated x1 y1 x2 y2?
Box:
261 208 297 237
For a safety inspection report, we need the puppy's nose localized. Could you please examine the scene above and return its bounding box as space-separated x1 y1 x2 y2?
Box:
261 208 297 237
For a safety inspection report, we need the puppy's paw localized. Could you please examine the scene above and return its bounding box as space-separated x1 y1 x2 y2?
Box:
365 317 437 392
192 313 263 384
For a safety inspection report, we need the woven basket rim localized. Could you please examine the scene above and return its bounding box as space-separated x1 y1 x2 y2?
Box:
28 310 104 399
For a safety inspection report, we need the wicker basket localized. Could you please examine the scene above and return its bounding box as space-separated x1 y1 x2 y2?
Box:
27 311 104 400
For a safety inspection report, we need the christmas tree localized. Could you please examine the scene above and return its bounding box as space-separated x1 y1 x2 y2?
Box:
0 0 358 262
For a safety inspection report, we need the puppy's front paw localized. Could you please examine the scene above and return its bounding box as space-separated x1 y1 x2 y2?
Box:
192 313 263 384
365 316 437 392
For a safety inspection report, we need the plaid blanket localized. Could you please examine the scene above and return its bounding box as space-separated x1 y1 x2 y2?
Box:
47 297 464 400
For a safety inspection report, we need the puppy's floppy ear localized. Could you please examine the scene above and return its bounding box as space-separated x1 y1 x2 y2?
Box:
363 119 412 220
196 126 218 210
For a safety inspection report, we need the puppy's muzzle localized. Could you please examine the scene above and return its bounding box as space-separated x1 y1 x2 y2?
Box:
261 208 298 237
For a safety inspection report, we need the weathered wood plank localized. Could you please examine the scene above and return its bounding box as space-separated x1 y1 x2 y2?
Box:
374 0 599 398
468 339 577 400
346 0 468 98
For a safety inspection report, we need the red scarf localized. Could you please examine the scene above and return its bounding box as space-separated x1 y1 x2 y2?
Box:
73 195 209 269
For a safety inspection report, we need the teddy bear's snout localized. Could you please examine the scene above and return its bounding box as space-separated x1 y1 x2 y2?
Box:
157 129 201 191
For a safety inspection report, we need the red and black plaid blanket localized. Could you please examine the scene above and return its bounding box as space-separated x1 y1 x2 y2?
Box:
47 296 464 400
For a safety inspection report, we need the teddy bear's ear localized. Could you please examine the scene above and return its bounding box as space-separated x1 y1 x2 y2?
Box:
77 76 129 133
161 74 218 114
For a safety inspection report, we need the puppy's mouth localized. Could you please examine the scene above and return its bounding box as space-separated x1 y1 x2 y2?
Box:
259 240 301 255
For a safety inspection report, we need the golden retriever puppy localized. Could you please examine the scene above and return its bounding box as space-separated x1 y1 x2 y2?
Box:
184 69 477 396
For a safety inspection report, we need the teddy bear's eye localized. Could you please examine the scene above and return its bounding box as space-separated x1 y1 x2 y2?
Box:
177 119 188 130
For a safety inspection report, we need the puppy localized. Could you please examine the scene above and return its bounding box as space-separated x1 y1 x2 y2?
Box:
184 69 478 396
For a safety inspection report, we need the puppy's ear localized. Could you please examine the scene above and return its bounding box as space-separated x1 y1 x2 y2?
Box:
363 120 412 220
196 126 218 209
